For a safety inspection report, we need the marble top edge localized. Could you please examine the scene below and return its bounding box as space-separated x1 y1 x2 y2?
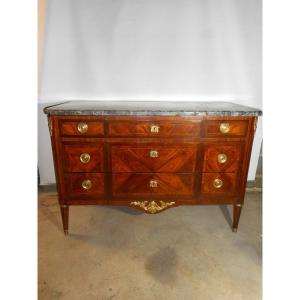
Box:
43 100 262 116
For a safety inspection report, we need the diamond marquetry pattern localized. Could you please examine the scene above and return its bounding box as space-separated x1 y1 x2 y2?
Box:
108 121 200 137
112 146 197 173
203 144 242 173
112 173 194 197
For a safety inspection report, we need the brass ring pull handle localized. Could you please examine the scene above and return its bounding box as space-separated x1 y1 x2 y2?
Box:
82 179 92 190
150 150 158 158
150 125 160 133
80 153 91 164
149 179 158 188
77 122 88 133
217 153 227 164
213 178 223 189
219 123 230 134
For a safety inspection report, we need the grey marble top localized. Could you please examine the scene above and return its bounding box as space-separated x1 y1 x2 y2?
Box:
43 101 262 116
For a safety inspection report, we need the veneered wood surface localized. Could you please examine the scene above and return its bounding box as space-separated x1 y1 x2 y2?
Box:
59 120 104 137
202 143 242 172
108 121 201 137
62 143 104 172
47 113 258 233
111 145 197 172
201 173 238 196
204 120 249 137
112 173 194 197
64 173 105 198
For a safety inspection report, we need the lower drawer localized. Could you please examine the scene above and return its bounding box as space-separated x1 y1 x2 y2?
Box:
64 173 105 198
201 173 238 196
112 173 194 197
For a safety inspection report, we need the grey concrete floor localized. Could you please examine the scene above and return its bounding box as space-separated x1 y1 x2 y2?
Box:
38 190 262 300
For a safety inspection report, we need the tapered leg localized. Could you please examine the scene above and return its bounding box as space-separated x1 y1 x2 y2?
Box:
232 204 243 232
60 205 69 235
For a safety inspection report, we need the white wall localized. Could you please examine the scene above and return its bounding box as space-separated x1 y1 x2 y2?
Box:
38 0 262 184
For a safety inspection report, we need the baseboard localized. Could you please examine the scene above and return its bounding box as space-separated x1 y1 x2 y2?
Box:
38 184 57 193
246 180 256 188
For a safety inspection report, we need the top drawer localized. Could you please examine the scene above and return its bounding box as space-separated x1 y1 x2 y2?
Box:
59 120 104 137
204 119 249 138
108 121 201 137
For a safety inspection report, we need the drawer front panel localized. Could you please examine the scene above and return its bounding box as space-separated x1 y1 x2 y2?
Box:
62 143 104 172
108 121 200 137
201 173 238 196
112 173 194 197
60 120 104 136
111 145 197 172
64 173 105 198
203 143 242 172
204 120 248 137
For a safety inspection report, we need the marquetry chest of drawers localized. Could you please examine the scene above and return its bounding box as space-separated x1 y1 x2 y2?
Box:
44 101 262 234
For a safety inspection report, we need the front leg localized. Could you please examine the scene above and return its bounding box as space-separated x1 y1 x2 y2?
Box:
60 204 69 235
232 204 243 232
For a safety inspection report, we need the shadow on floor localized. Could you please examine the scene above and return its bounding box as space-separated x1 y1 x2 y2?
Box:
219 205 232 229
106 206 144 215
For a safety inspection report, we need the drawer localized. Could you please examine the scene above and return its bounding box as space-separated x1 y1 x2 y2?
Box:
201 173 238 196
111 145 197 172
108 121 200 137
64 173 105 198
112 173 194 197
204 120 248 137
62 143 104 172
202 143 242 172
60 120 104 136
